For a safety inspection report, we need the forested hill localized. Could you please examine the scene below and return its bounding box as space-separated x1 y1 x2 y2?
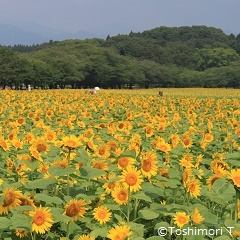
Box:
1 25 240 89
104 26 240 68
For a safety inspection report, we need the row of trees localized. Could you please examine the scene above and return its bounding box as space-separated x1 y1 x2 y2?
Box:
0 26 240 89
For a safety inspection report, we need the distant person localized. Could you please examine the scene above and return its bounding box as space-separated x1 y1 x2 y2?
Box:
28 85 31 91
94 87 100 93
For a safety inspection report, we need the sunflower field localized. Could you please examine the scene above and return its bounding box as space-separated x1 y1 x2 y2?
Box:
0 88 240 240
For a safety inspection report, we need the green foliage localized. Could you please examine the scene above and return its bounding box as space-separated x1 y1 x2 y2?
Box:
195 47 239 70
0 25 240 89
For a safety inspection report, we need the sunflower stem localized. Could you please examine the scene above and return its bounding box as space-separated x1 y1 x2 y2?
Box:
187 192 190 206
67 148 71 196
32 231 36 240
127 187 131 222
120 209 128 220
133 198 139 220
66 222 70 240
173 188 177 204
235 189 239 223
183 189 187 205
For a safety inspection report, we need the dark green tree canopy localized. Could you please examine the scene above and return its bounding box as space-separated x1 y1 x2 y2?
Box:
0 25 240 89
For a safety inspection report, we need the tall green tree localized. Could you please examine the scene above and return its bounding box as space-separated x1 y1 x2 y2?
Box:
195 47 240 71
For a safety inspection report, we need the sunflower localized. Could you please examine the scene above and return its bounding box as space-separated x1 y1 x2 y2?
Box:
0 187 23 215
45 109 54 118
117 121 126 132
200 139 207 150
140 151 158 179
62 135 81 149
158 167 169 178
235 128 240 136
6 158 15 171
186 179 201 198
83 111 92 118
206 175 220 190
103 173 120 194
238 200 240 219
107 224 133 240
25 132 35 143
111 186 129 205
230 169 240 187
171 111 180 121
130 133 142 146
16 163 31 177
107 124 116 135
117 157 136 170
78 234 95 240
155 140 172 153
120 166 143 192
83 128 94 138
233 230 240 237
32 138 50 154
43 172 53 179
114 134 125 142
128 143 140 156
15 229 29 238
11 138 24 149
0 137 11 151
75 162 84 170
19 195 35 209
44 130 57 142
9 121 19 128
158 122 167 131
170 133 180 148
51 159 68 169
210 160 229 172
213 166 229 177
16 117 26 125
87 139 97 151
173 212 190 228
93 206 112 224
179 154 194 169
64 198 87 221
37 162 49 173
192 208 205 225
181 136 193 149
204 133 214 143
17 154 32 162
30 147 43 162
27 111 35 119
92 159 109 171
145 124 154 137
29 205 54 234
182 169 193 188
114 148 124 157
64 120 74 130
62 150 76 161
103 181 118 194
8 130 18 141
77 120 86 128
95 144 110 158
107 140 118 152
195 154 203 168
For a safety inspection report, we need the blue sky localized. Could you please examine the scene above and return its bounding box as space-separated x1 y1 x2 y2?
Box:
0 0 240 36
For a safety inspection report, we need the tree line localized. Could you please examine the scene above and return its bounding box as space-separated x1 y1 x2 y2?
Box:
0 25 240 89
